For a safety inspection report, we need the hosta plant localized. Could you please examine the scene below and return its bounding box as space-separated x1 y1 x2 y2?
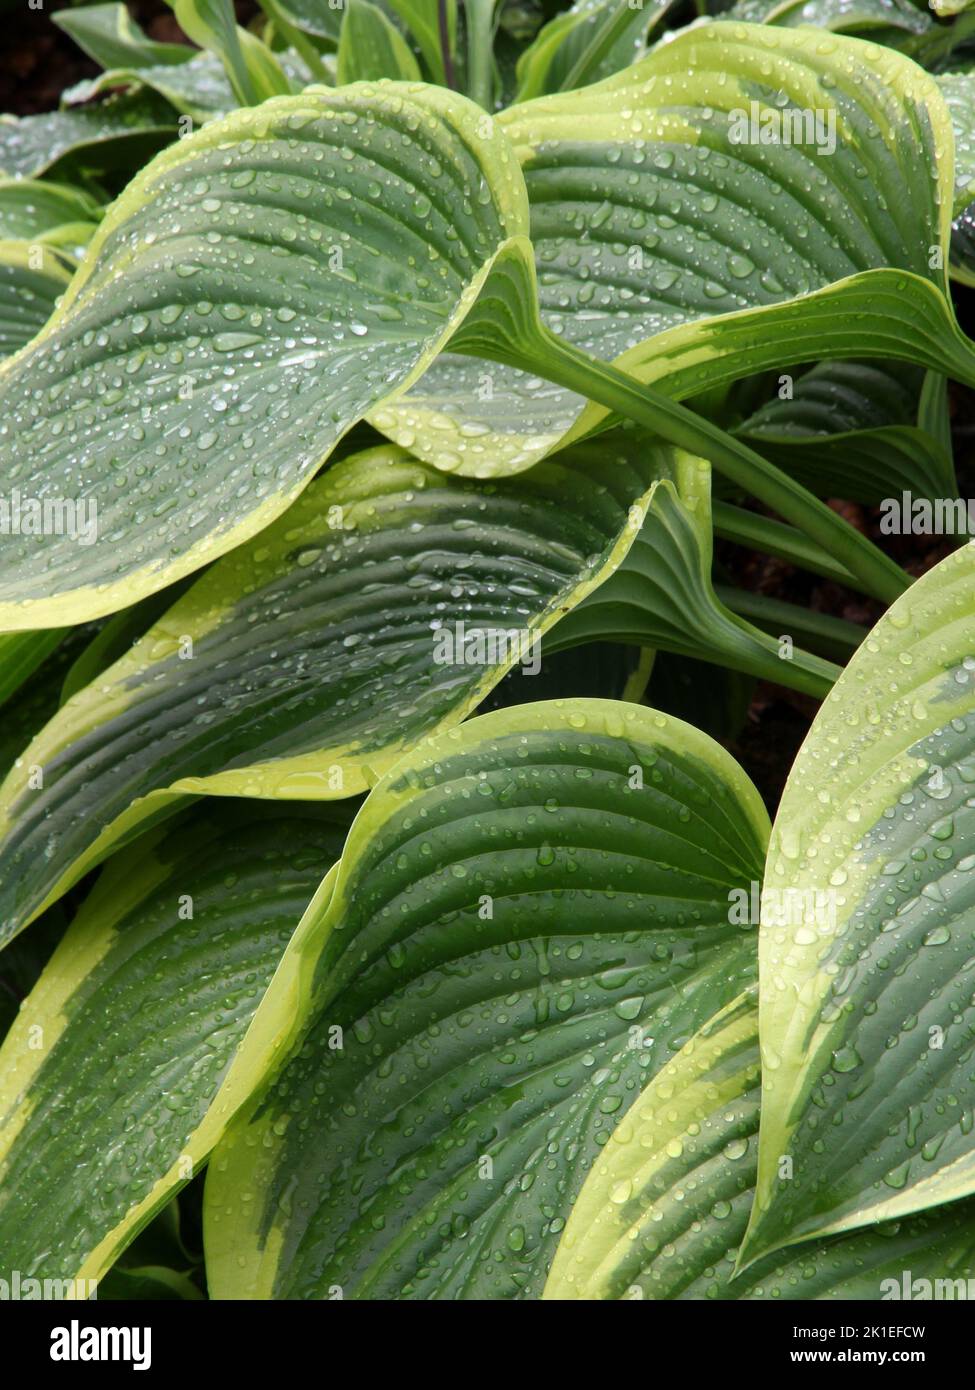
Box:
3 0 975 1302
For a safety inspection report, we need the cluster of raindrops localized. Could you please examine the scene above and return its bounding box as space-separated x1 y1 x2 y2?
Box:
0 807 344 1277
382 21 940 480
0 89 524 603
0 443 652 940
207 705 762 1297
754 548 975 1246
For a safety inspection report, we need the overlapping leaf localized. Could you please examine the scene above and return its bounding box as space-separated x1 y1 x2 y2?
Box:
545 993 975 1299
0 179 101 245
53 2 196 69
0 799 351 1285
733 361 956 504
513 0 673 102
172 0 294 105
0 242 73 359
62 46 318 122
204 699 769 1299
0 428 841 951
0 81 532 629
0 437 658 947
0 92 179 181
376 24 974 478
548 448 840 695
742 544 975 1265
0 179 99 359
1 29 965 632
63 53 243 123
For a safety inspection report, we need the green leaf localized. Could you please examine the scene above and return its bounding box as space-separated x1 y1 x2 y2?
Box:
951 201 975 286
0 907 65 1045
377 24 974 479
0 83 532 630
338 0 422 82
254 0 334 84
716 588 866 666
464 0 503 110
0 179 102 243
741 543 975 1267
936 70 975 212
0 94 178 181
0 178 99 281
545 993 762 1299
58 581 193 708
63 52 241 122
0 436 658 947
0 631 67 711
919 369 952 458
931 0 974 18
172 0 292 104
721 0 975 70
514 0 672 102
236 26 301 100
0 241 73 359
544 992 975 1299
264 0 347 44
97 1264 204 1299
172 0 257 103
0 799 351 1284
0 628 99 787
53 2 195 69
62 48 317 123
548 448 840 697
385 0 455 85
204 698 769 1298
733 361 957 504
724 0 931 36
735 361 921 437
11 220 96 263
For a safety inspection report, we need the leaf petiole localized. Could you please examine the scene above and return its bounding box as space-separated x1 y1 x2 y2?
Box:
527 334 911 608
711 502 864 594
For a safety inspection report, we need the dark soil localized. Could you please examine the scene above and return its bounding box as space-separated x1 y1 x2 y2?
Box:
0 1 259 114
1 5 97 115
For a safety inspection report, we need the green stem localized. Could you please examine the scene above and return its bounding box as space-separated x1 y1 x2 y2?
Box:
438 0 457 89
716 587 865 666
465 0 495 109
550 590 840 699
711 501 864 592
909 6 975 66
545 524 841 699
535 335 910 607
256 0 330 81
172 0 258 106
559 2 645 92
